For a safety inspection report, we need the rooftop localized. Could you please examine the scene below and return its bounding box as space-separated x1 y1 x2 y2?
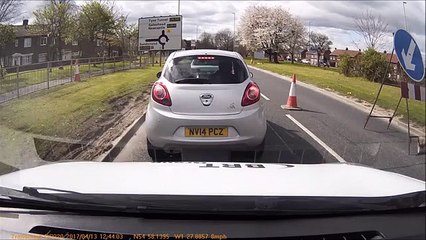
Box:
331 49 362 57
384 52 399 64
13 25 46 37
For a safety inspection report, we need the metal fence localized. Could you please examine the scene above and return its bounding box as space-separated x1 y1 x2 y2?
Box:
0 56 148 103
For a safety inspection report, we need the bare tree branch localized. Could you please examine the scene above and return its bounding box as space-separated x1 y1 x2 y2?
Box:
309 32 333 66
354 10 388 50
0 0 22 23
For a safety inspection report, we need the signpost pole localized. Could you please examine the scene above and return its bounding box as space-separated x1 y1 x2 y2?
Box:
151 52 154 67
405 96 411 154
159 51 162 67
363 47 395 129
387 96 402 129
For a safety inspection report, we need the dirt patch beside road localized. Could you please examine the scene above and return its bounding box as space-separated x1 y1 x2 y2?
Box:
35 86 151 161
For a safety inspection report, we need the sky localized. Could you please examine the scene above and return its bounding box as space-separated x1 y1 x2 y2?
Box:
16 0 426 58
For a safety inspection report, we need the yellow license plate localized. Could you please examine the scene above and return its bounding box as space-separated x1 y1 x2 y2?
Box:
185 127 228 137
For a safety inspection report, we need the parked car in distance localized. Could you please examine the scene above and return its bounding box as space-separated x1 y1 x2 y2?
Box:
301 59 310 64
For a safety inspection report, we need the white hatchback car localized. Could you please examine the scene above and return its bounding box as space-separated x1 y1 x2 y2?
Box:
301 59 310 64
145 50 267 160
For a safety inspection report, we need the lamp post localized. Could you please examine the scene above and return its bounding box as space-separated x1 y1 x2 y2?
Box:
232 12 236 51
178 0 180 15
402 2 408 30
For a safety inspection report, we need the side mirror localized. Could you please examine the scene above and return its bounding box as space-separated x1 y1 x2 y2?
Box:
156 72 162 79
249 72 254 78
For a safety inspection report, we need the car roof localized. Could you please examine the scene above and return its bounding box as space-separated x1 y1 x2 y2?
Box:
171 49 241 60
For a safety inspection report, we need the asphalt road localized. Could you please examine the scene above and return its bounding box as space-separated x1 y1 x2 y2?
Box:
114 67 425 181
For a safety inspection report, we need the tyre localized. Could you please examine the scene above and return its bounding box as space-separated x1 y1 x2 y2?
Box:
255 139 266 160
146 139 156 159
146 139 180 162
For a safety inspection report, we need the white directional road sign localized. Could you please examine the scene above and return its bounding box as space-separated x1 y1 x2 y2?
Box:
138 15 182 51
394 29 425 82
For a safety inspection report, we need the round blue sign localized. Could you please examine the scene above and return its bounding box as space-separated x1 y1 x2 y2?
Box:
394 29 425 82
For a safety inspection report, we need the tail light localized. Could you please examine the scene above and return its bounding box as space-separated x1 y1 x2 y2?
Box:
152 82 172 106
241 82 260 106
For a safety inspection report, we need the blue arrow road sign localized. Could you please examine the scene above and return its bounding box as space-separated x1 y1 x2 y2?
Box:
394 29 425 82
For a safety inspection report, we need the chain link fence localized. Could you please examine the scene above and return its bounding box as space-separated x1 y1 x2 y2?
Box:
0 56 148 103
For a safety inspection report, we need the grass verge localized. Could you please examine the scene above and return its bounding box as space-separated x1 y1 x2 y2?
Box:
0 60 141 94
248 60 425 126
0 66 160 138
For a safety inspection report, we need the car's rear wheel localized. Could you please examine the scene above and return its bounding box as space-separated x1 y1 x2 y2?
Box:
254 138 265 160
147 139 181 162
147 139 156 159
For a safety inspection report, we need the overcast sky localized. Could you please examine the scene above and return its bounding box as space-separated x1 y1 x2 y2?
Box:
17 0 426 57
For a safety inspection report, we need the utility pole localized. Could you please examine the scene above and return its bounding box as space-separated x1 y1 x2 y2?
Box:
402 2 408 30
178 0 180 15
232 12 236 51
308 21 311 50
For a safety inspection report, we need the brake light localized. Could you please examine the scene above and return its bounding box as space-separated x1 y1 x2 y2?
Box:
152 82 172 106
241 82 260 106
197 56 215 60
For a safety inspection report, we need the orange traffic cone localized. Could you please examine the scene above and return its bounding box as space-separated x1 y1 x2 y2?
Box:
74 59 80 82
281 74 302 110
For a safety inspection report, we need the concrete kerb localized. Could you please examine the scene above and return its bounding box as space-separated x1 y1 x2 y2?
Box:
248 65 425 138
97 112 147 162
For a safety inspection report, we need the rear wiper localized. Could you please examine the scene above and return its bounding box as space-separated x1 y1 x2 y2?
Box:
174 78 209 84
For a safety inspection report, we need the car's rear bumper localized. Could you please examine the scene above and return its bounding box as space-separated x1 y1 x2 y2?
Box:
145 103 267 151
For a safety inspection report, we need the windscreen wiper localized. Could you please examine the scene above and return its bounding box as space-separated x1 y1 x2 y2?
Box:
1 186 425 218
0 186 128 213
21 186 109 205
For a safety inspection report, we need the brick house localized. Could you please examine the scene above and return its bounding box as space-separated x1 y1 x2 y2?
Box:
329 48 362 68
0 20 80 67
306 49 322 65
384 51 402 82
0 20 122 68
293 49 307 61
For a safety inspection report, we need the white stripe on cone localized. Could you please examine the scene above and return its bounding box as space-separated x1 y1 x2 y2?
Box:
289 81 296 96
281 74 301 110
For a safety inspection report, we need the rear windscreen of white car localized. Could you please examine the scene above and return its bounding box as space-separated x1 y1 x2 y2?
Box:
164 55 248 84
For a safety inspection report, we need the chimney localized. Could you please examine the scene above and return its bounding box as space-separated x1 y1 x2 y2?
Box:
23 19 29 26
345 47 348 51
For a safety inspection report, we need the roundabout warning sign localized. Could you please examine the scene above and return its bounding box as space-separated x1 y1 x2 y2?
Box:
138 15 182 51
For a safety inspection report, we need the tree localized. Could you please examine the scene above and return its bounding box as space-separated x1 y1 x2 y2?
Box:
33 0 76 61
0 0 21 23
360 48 388 82
239 5 293 63
354 10 389 50
309 32 332 66
0 24 14 70
197 32 216 49
338 54 356 76
0 24 14 48
214 29 233 51
112 15 137 56
0 0 20 68
78 0 118 57
283 17 306 64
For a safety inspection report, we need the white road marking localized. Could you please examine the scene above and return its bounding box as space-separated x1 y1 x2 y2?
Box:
286 114 346 163
266 121 294 154
261 93 270 101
